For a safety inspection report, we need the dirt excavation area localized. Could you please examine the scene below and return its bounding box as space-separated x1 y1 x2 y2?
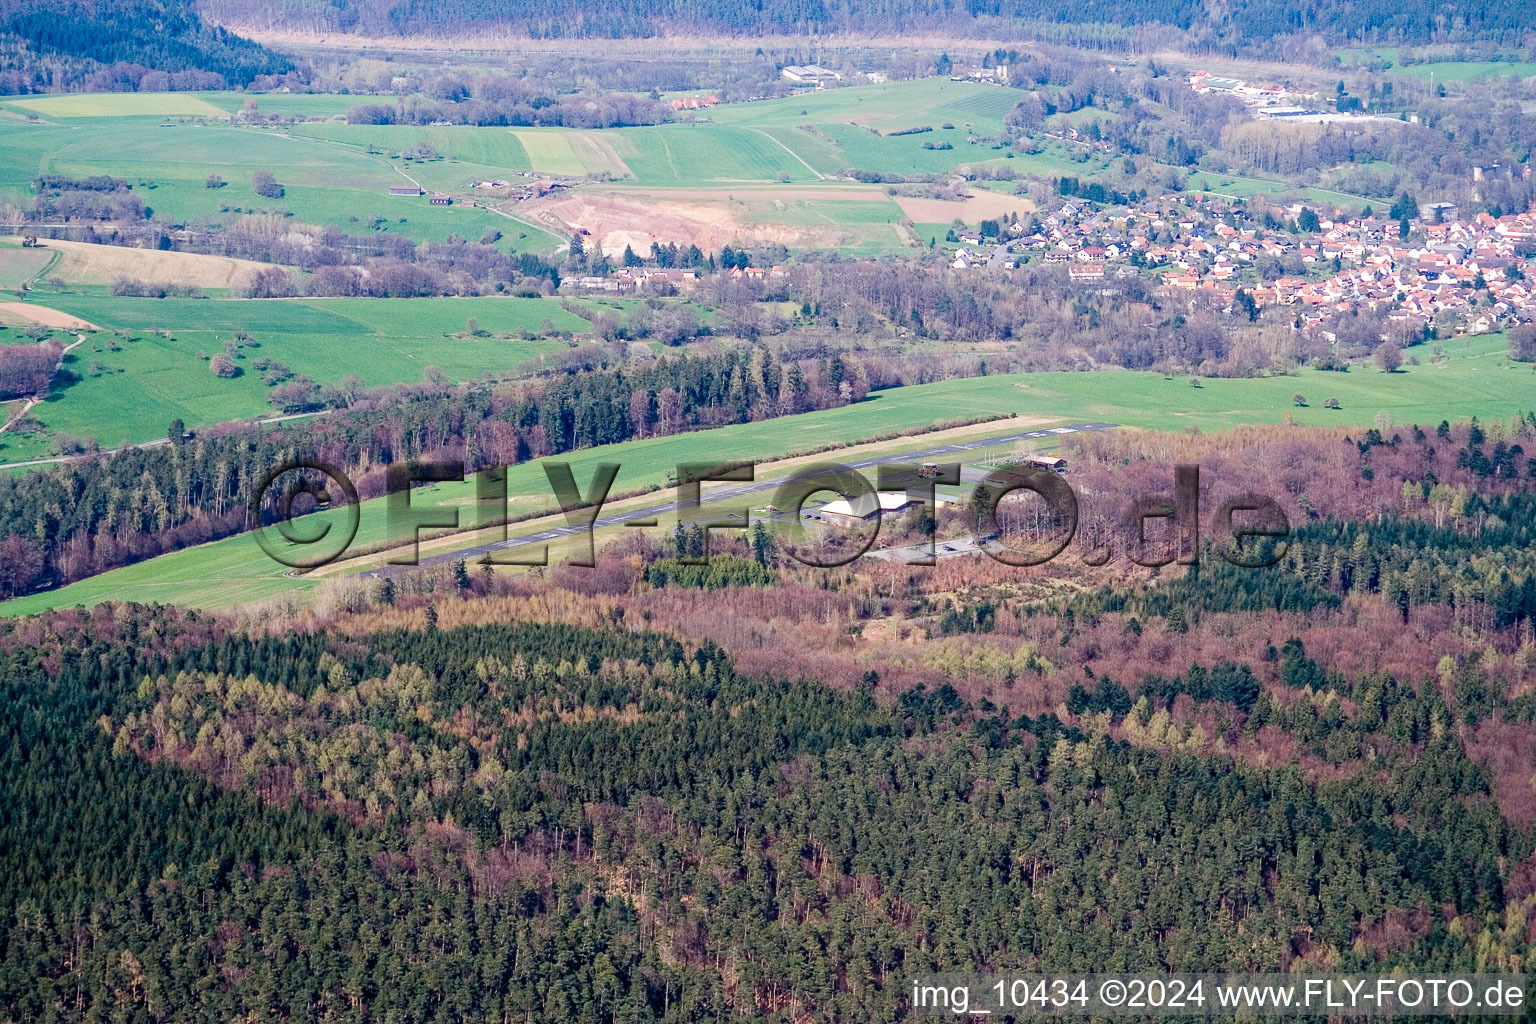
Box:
0 302 98 330
521 184 901 257
517 183 1036 257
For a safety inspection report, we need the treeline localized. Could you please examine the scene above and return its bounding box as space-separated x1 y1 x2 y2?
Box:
31 217 565 298
779 258 1293 373
1055 418 1536 647
0 347 870 598
202 0 1536 46
29 172 148 224
346 85 671 130
0 339 61 399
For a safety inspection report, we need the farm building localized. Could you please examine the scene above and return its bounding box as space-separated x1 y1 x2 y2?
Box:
630 269 699 291
781 64 841 86
388 186 424 196
819 491 951 527
429 194 453 206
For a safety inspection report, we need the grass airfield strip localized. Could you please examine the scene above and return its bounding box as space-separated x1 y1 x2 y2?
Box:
0 414 1070 616
312 416 1078 580
3 331 1532 615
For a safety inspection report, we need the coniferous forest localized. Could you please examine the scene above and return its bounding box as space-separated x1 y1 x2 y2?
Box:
4 417 1536 1022
0 609 1523 1022
3 0 1536 1012
0 0 290 91
200 0 1536 46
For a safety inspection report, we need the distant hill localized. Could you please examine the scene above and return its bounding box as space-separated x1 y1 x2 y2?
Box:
0 0 292 91
199 0 1536 46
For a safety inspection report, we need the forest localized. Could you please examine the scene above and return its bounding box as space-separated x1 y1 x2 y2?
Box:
199 0 1536 48
4 414 1536 1020
0 0 291 93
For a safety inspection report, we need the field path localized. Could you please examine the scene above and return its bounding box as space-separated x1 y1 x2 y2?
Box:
481 202 562 249
390 162 424 189
234 124 428 190
1 331 87 434
749 128 825 180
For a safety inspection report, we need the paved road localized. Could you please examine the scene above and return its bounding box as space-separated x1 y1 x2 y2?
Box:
869 536 985 563
362 421 1115 578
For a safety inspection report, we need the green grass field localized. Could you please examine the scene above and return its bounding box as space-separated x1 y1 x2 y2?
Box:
0 78 1384 261
740 197 910 253
0 117 564 254
1333 48 1536 81
272 81 1034 190
0 123 79 199
1 92 230 118
816 123 1012 178
1188 171 1372 209
0 242 54 288
3 340 1531 617
200 92 364 118
612 124 821 184
291 122 534 168
0 295 587 458
709 79 1020 134
511 129 588 176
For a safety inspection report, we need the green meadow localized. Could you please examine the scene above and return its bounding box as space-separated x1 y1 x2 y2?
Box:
0 295 588 460
0 242 54 288
291 122 533 167
1384 61 1536 82
0 77 1382 257
511 129 590 176
1333 48 1536 81
199 92 366 118
3 337 1530 616
740 198 911 255
0 115 563 253
1189 171 1375 210
708 79 1021 134
611 124 820 184
2 92 230 118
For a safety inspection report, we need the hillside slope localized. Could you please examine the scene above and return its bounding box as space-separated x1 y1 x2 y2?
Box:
0 0 291 91
198 0 1536 46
